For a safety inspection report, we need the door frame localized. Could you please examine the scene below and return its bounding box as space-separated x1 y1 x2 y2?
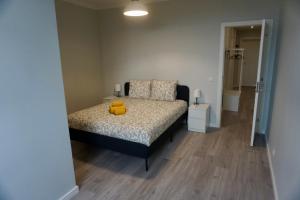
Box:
216 20 264 128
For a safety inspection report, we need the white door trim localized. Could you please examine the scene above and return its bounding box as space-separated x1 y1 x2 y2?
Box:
58 185 79 200
216 20 264 128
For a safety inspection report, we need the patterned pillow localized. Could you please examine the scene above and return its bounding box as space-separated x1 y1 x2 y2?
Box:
129 80 151 99
151 80 178 101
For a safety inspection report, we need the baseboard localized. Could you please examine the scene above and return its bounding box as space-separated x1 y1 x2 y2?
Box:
266 143 279 200
58 185 79 200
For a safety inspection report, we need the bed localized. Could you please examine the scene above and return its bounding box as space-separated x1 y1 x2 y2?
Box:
69 82 189 171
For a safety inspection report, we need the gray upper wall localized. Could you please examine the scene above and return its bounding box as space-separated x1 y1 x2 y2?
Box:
56 0 281 125
0 1 76 199
268 0 300 199
56 0 103 114
98 0 281 126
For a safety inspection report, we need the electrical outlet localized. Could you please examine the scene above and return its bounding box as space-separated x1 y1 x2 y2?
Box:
272 149 276 157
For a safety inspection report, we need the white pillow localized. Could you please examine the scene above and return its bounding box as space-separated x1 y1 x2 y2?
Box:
129 80 151 99
151 80 178 101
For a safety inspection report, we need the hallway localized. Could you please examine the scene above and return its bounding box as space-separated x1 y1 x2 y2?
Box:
222 86 255 128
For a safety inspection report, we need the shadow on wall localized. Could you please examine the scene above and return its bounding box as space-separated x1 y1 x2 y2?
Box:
265 15 283 138
0 0 10 17
0 2 13 199
0 185 12 200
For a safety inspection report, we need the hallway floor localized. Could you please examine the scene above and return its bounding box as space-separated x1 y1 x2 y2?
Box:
71 87 274 200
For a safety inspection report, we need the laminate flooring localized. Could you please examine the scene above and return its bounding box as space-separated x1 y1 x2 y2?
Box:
71 87 274 200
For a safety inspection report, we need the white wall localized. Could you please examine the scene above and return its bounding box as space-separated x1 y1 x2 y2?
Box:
268 0 300 199
223 27 237 90
0 1 76 200
237 29 261 87
56 0 103 114
240 39 260 86
98 0 281 126
237 28 261 41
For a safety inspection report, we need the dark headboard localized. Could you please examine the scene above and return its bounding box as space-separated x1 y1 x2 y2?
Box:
124 82 190 104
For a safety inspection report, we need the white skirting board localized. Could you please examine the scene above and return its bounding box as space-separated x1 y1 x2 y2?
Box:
266 143 279 200
58 185 79 200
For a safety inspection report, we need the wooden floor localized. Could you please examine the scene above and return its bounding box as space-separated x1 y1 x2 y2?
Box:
71 87 274 200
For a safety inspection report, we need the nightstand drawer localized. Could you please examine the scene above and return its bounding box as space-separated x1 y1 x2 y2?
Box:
188 109 206 120
188 117 206 131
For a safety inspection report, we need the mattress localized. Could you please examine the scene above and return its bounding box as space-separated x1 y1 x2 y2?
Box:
68 97 187 146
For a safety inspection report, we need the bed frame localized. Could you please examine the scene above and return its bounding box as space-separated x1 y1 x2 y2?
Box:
69 82 189 171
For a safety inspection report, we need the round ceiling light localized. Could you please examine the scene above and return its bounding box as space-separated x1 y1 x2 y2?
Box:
124 0 149 17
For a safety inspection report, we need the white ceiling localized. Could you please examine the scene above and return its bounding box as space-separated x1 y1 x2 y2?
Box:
63 0 168 10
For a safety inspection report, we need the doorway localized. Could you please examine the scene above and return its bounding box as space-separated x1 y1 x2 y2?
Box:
216 20 274 146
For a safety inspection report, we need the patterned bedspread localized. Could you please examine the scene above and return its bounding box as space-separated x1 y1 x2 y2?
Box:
68 97 187 146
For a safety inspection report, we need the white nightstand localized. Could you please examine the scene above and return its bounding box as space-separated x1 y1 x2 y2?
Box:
188 104 210 133
103 96 118 103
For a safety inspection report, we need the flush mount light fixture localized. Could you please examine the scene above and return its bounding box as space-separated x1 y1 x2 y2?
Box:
124 0 149 17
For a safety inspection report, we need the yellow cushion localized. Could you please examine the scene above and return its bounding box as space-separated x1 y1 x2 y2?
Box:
114 107 126 115
109 105 126 115
111 100 124 107
109 106 116 114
